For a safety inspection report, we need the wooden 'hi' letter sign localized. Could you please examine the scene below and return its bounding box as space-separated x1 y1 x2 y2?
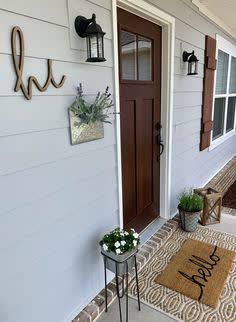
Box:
11 26 66 100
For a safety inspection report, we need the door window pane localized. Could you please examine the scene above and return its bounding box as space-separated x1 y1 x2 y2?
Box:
121 31 137 80
213 98 226 140
215 50 229 94
229 56 236 93
137 36 152 81
226 97 236 132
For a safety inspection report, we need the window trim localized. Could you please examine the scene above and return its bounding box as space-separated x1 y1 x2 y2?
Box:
210 34 236 150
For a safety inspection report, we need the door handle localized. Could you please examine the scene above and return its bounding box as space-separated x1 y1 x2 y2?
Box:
156 134 164 161
159 141 164 156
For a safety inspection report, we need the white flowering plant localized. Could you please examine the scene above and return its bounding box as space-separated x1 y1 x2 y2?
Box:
99 228 140 255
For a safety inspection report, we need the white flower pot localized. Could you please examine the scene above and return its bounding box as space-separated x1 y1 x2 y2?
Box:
101 247 138 276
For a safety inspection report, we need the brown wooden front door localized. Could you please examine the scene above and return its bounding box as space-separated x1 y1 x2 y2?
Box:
117 8 162 233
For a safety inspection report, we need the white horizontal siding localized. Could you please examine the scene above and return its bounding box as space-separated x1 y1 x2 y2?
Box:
173 91 203 107
0 125 116 176
0 9 113 66
149 0 236 214
174 57 204 78
0 1 236 322
0 170 118 278
0 54 113 96
0 182 118 252
0 144 117 215
175 38 205 61
68 0 112 48
173 106 201 125
174 74 203 92
0 1 118 322
0 94 115 137
0 0 69 26
0 96 73 136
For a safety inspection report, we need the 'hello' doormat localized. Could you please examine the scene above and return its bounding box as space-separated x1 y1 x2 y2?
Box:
155 239 235 308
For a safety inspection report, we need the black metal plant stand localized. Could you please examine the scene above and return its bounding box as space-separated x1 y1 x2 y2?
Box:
102 250 141 322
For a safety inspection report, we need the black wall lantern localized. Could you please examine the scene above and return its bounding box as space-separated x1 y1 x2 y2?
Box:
74 13 106 62
183 50 199 75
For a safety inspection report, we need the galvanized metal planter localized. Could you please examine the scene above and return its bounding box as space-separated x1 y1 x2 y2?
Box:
69 109 104 145
178 206 201 232
101 247 138 276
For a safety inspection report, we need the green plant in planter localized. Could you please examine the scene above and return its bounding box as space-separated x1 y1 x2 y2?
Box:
99 228 140 255
179 190 203 212
178 189 203 232
70 83 114 125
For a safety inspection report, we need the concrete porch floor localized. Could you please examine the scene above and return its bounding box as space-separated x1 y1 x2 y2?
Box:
96 297 177 322
96 213 236 322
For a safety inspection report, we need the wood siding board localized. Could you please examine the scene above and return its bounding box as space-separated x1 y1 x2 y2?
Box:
173 119 202 139
175 38 205 61
174 57 204 78
0 0 69 26
172 133 200 157
68 0 112 48
149 0 236 43
173 106 201 125
173 91 203 107
0 55 113 96
0 9 113 66
0 127 116 176
0 100 115 138
0 185 118 279
0 146 117 216
174 74 203 92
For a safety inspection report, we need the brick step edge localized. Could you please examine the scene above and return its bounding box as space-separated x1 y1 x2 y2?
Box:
71 217 179 322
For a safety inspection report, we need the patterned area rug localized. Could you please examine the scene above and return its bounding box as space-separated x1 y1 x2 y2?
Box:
129 226 236 322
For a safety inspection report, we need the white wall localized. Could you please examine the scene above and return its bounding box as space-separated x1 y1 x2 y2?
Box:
0 1 236 322
148 0 236 214
0 1 118 322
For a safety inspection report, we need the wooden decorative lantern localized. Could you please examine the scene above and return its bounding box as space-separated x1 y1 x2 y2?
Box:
194 187 222 226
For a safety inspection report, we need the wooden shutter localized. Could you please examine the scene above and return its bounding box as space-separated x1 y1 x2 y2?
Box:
200 35 217 151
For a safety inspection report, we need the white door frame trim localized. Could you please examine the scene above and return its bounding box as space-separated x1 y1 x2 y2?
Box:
112 0 175 226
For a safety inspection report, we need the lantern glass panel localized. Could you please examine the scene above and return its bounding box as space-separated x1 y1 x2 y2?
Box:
195 60 198 74
88 35 98 58
97 34 104 58
188 61 195 75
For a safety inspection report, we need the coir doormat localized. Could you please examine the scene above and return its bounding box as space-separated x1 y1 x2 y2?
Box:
129 226 236 321
155 239 235 308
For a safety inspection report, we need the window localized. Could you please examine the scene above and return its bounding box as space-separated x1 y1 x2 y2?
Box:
121 30 153 81
212 39 236 143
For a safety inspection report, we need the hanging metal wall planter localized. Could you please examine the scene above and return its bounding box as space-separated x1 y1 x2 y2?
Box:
68 110 104 145
68 84 113 145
